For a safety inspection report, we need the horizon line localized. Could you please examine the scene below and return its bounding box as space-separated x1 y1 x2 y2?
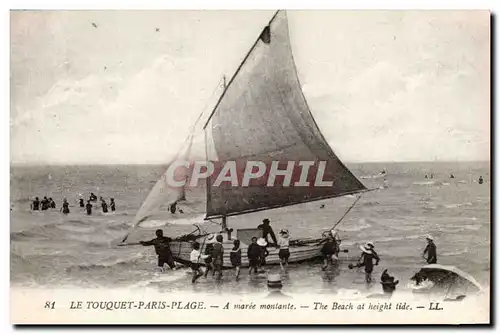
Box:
9 159 491 167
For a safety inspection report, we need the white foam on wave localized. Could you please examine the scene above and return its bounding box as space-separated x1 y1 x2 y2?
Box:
441 247 469 256
128 268 190 288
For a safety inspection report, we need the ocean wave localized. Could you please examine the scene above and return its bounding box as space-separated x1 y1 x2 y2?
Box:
361 201 380 207
441 248 469 256
413 181 435 186
443 202 473 209
107 222 133 231
10 230 47 241
55 224 96 233
65 254 148 272
340 218 372 232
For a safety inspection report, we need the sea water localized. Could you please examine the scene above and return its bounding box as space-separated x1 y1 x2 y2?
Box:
10 162 490 296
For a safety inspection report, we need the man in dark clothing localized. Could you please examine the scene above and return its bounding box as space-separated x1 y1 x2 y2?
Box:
321 233 337 270
212 234 224 279
140 229 176 271
89 193 97 202
49 198 56 209
247 237 261 274
423 235 437 264
100 197 108 213
85 201 93 215
79 198 85 208
110 198 116 212
41 197 50 211
61 198 70 215
31 197 40 211
257 218 278 246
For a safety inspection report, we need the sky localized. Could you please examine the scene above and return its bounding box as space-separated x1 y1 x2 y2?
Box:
10 10 490 164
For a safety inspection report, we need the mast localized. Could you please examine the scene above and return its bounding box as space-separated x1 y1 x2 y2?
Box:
203 10 280 130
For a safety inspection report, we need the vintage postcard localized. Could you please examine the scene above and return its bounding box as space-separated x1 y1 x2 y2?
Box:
10 9 490 325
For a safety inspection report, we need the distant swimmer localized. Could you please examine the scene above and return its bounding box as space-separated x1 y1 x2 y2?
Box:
320 204 325 209
450 174 455 179
31 197 40 211
89 193 98 202
49 197 56 209
425 175 428 179
100 197 108 213
41 196 50 211
169 201 177 214
79 198 85 208
110 198 115 212
422 235 437 264
85 201 93 215
478 176 484 184
430 174 434 179
61 198 70 215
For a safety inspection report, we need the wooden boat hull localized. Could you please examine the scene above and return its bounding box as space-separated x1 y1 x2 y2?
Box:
169 232 324 268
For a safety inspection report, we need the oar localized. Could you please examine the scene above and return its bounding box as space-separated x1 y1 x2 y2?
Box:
117 242 141 247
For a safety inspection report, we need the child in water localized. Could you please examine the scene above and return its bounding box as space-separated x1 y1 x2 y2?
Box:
230 239 241 280
247 237 261 275
257 238 269 273
203 235 215 278
190 242 209 283
278 229 290 272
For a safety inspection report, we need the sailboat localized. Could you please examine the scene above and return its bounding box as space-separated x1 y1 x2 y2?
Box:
117 10 371 268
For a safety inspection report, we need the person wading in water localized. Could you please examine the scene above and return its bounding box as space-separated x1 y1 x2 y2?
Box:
85 200 93 215
422 235 437 264
257 218 278 246
140 229 177 272
247 237 261 275
212 234 224 279
100 197 108 213
349 242 380 284
110 198 116 212
60 198 70 215
277 229 290 272
31 197 40 211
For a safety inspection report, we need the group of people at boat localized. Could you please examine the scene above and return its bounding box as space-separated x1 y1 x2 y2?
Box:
30 192 116 215
138 217 440 297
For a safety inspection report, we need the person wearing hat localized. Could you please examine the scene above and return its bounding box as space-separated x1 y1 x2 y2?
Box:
350 242 380 283
266 273 291 299
422 235 437 264
203 234 216 278
277 229 291 272
257 237 269 272
247 237 261 275
140 229 177 272
257 218 278 246
330 229 341 255
320 232 338 270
